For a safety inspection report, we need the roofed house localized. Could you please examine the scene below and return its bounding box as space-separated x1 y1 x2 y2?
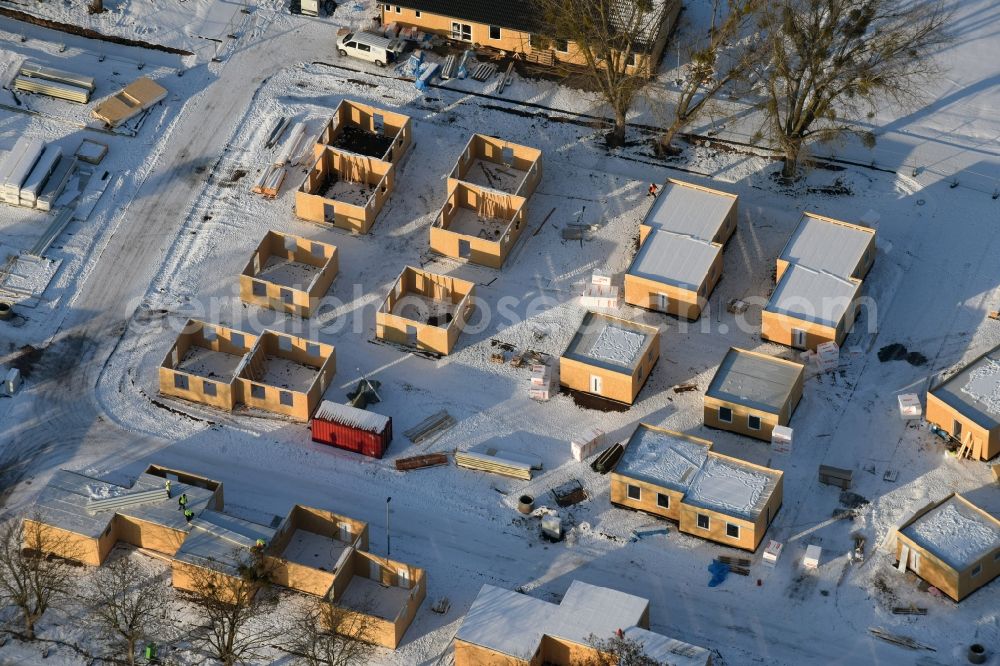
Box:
624 179 738 320
611 424 783 551
380 0 681 76
925 343 1000 461
893 493 999 601
763 212 875 350
29 468 426 649
559 311 660 405
704 347 805 442
454 581 711 665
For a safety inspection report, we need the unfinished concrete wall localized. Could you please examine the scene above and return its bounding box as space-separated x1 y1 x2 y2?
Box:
430 182 528 268
240 230 339 318
237 331 335 422
376 267 476 355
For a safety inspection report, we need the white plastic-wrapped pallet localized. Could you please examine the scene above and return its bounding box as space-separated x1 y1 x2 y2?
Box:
571 427 605 461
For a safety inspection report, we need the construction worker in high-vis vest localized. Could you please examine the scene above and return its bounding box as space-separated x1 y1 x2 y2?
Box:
164 479 171 497
184 509 194 523
144 642 158 663
178 493 188 510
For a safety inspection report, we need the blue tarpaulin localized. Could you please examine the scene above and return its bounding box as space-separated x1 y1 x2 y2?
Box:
708 561 729 587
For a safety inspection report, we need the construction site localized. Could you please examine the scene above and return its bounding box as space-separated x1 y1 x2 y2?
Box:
0 1 998 664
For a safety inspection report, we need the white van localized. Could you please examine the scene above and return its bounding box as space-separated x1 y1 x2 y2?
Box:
337 32 403 67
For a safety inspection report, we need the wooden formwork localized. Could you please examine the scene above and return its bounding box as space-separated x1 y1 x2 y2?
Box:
376 266 476 355
429 181 529 268
240 230 338 318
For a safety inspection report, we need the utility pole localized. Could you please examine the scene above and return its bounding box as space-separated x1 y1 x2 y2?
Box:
386 496 392 557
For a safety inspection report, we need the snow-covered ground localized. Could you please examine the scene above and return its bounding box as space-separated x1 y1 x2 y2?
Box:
0 1 998 664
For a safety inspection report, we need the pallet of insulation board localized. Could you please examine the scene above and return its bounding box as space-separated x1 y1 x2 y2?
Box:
455 450 533 480
20 61 95 91
14 76 91 103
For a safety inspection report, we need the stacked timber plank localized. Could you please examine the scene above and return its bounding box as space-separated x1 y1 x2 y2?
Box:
92 77 167 128
395 453 448 471
455 450 532 480
404 410 456 444
14 61 95 103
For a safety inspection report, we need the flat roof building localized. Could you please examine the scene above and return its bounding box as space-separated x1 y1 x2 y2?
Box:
625 179 737 321
611 424 783 551
764 212 875 350
894 493 999 601
560 312 661 405
454 581 710 666
926 343 1000 461
704 347 805 442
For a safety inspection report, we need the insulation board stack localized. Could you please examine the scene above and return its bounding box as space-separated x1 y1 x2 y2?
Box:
15 61 95 103
581 284 619 309
36 156 77 212
571 427 605 462
275 121 306 166
762 540 783 566
803 545 822 570
771 425 793 455
591 269 612 286
528 362 552 401
897 393 921 420
815 341 840 372
19 145 63 208
1 138 44 205
455 449 533 480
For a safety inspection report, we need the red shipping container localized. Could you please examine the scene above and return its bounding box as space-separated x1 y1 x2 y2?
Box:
311 401 392 459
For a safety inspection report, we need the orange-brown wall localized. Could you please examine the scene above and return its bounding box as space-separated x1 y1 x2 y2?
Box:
925 391 999 461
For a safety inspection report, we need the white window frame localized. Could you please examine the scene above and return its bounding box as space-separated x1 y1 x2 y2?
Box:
696 514 710 530
656 493 669 509
626 484 641 501
726 522 740 539
718 406 733 423
415 9 421 17
489 25 501 40
748 414 761 431
451 22 472 42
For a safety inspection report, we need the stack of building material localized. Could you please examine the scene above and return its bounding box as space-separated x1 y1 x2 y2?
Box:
5 368 22 396
36 156 76 211
275 121 307 166
771 425 793 455
803 545 822 570
571 427 605 462
91 77 167 128
897 394 921 420
404 410 456 444
75 139 108 165
816 341 840 372
19 145 62 208
0 138 44 205
14 61 95 103
591 269 612 286
251 165 285 198
455 446 541 480
581 283 620 309
528 362 553 401
762 540 783 566
395 453 448 471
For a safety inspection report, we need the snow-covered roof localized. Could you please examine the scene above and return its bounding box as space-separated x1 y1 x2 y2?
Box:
627 229 721 291
644 180 736 240
174 510 276 574
455 581 651 658
930 344 1000 429
314 400 390 433
32 469 215 538
779 213 874 278
706 348 803 414
684 455 781 521
623 626 712 666
901 495 1000 571
765 264 861 327
615 425 711 493
563 312 658 374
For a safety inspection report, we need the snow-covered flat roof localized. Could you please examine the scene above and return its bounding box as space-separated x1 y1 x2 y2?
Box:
765 264 860 327
174 510 276 574
930 344 1000 429
684 455 781 521
32 470 215 538
706 348 803 414
901 495 1000 571
623 627 712 666
455 581 650 658
627 229 721 291
314 400 390 433
644 180 736 240
615 425 711 493
780 213 874 278
563 312 658 374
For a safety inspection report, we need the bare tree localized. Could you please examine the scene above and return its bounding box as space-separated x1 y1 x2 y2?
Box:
79 551 170 666
655 0 765 155
0 516 76 640
584 630 664 665
188 547 281 666
757 0 950 179
284 596 377 666
539 0 675 147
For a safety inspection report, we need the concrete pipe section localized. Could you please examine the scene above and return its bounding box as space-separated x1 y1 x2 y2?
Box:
0 301 12 320
967 643 987 664
518 495 534 514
